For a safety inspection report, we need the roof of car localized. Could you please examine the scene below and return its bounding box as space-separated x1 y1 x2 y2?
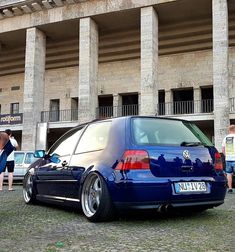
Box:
83 115 189 125
71 116 191 133
15 151 34 153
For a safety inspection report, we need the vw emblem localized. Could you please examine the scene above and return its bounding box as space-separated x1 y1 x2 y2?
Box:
183 150 190 160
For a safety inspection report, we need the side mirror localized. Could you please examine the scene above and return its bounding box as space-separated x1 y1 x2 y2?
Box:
34 150 46 158
49 154 60 164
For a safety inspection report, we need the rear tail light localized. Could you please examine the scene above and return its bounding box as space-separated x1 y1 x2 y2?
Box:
214 152 223 171
115 150 150 170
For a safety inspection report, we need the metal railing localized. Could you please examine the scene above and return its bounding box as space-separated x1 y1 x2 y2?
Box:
41 109 78 122
201 99 214 113
96 104 139 119
158 99 214 116
230 98 235 112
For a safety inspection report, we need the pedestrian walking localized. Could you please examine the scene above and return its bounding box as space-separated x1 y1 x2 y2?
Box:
222 125 235 194
0 129 19 191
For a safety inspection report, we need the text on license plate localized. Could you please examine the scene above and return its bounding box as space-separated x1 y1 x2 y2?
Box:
175 182 207 193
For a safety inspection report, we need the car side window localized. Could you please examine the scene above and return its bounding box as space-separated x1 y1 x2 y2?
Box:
25 153 39 164
14 153 25 165
75 122 111 154
49 127 85 157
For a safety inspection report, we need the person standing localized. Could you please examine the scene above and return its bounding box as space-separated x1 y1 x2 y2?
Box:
0 132 10 171
222 125 235 194
0 132 14 174
0 129 19 191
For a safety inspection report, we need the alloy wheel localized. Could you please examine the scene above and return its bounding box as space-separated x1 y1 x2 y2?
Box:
23 174 33 203
82 173 102 217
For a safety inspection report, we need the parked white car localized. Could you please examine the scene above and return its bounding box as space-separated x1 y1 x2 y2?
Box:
4 151 39 181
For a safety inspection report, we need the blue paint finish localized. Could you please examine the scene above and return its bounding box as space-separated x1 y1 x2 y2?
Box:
26 116 227 212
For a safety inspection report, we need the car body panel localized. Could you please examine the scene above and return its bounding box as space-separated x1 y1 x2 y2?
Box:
24 116 227 215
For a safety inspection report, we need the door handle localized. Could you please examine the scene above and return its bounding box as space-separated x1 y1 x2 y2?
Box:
62 160 68 167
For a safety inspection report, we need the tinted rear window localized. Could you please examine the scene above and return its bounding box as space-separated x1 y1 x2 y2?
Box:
131 118 213 146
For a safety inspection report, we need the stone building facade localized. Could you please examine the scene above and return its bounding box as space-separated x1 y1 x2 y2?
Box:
0 0 234 151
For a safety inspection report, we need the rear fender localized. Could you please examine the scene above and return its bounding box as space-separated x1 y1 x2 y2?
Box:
78 168 113 200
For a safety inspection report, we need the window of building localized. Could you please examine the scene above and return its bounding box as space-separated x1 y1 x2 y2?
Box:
158 90 165 115
49 99 60 122
71 97 78 120
201 87 213 113
10 103 19 114
11 86 20 91
121 93 138 116
173 89 193 114
98 95 113 118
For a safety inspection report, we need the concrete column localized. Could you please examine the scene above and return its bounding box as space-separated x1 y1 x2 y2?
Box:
78 17 98 123
36 122 48 150
113 94 121 117
22 28 46 151
194 88 201 113
140 6 158 116
213 0 230 151
165 90 172 115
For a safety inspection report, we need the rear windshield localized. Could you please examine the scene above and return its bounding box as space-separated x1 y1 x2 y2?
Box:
131 118 213 147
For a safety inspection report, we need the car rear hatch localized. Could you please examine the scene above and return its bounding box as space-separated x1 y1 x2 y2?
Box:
146 145 216 177
130 117 220 178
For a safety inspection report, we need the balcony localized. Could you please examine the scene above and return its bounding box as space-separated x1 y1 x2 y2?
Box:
41 109 78 122
96 104 139 119
39 98 235 123
158 99 214 116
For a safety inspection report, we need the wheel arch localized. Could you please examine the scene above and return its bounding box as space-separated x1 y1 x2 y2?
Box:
78 165 114 202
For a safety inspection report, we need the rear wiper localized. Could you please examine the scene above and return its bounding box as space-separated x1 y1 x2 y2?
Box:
180 141 204 147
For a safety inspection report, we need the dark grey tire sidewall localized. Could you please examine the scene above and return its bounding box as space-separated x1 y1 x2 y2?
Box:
81 172 113 222
23 173 36 204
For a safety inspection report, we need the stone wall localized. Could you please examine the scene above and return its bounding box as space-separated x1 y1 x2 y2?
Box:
159 50 213 91
1 47 235 115
44 66 79 111
0 73 24 114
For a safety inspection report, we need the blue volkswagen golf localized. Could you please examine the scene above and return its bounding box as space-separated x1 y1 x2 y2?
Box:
23 116 227 222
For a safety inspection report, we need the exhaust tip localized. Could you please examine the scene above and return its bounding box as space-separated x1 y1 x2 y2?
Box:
158 204 173 213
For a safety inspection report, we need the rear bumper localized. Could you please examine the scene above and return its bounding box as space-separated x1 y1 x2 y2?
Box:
4 175 24 181
110 174 227 210
114 199 224 210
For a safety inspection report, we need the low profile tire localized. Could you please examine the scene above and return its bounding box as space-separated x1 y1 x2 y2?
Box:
23 173 37 204
81 172 115 222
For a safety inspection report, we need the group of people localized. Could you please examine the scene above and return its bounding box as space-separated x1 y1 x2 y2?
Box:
0 129 18 191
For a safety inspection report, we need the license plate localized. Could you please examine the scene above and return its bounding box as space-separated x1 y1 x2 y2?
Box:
174 182 207 193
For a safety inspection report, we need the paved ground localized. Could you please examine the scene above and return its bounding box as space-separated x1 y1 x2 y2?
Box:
0 185 234 252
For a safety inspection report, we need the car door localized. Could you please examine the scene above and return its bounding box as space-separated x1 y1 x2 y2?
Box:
12 152 25 179
36 126 85 199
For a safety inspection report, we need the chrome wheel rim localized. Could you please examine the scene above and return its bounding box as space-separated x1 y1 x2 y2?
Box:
82 174 102 217
23 175 33 203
